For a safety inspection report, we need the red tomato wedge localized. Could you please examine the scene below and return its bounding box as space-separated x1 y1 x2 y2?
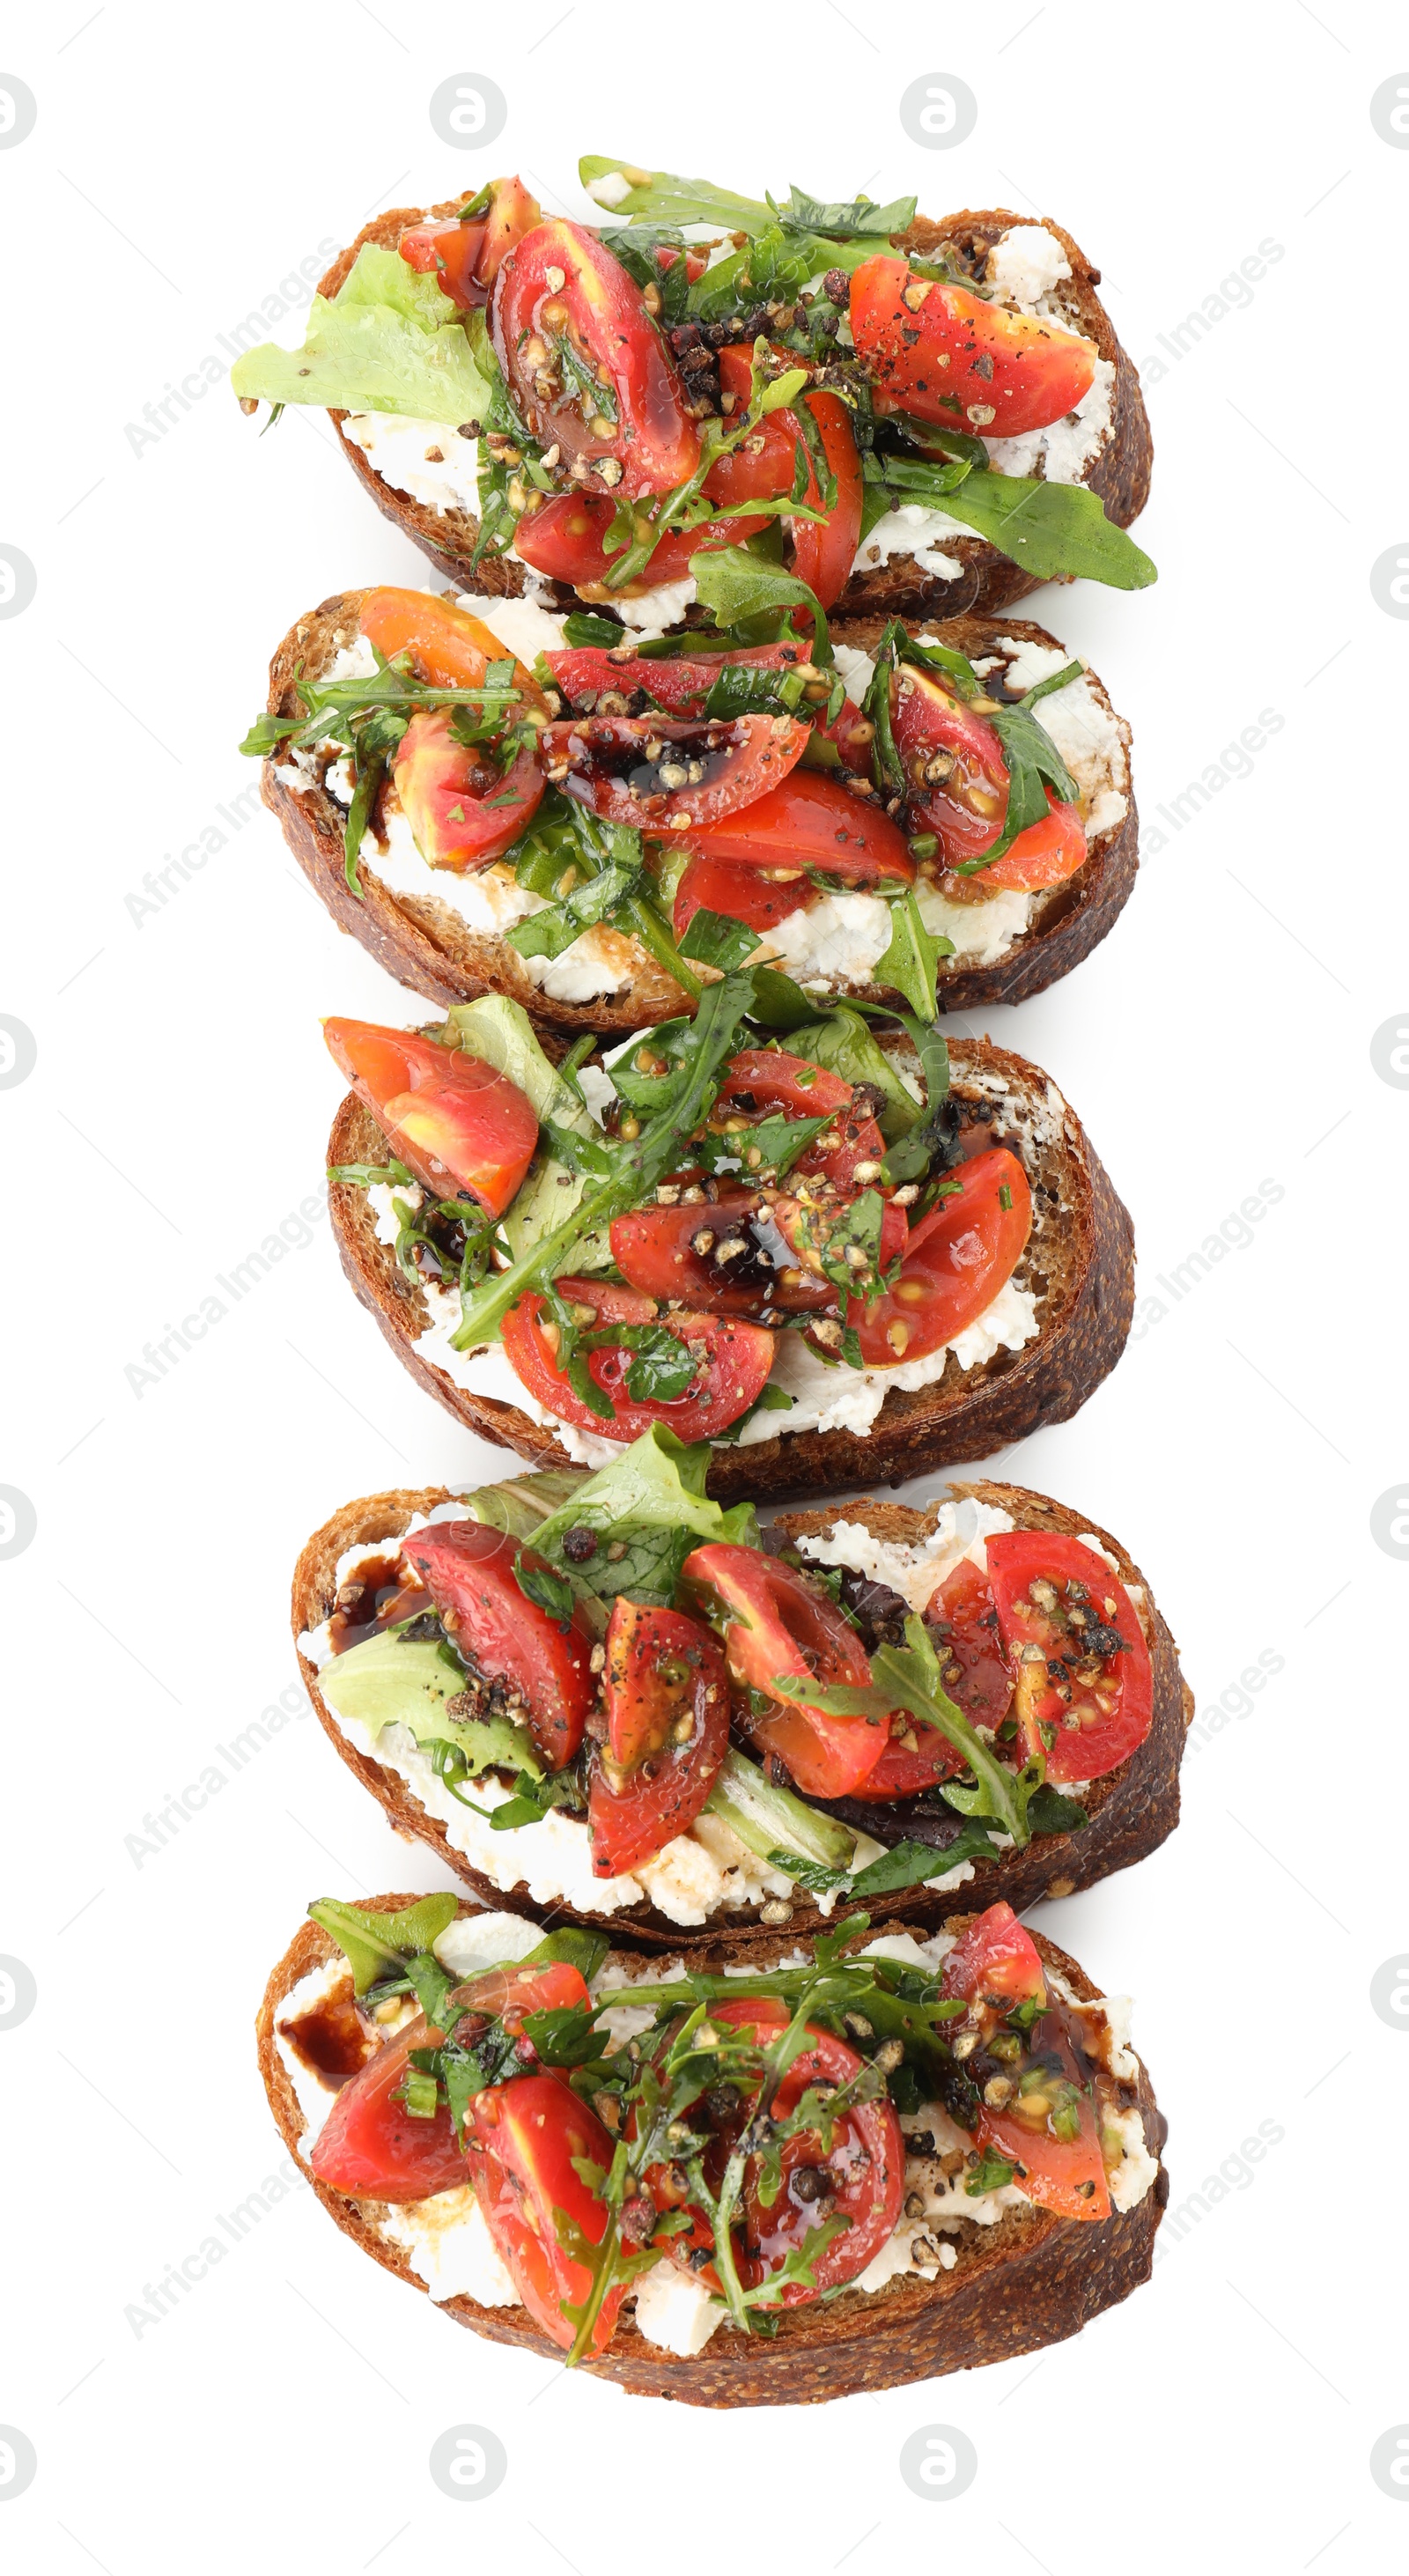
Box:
942 1900 1046 2007
610 1193 837 1318
515 492 764 593
708 2001 904 2299
588 1601 730 1877
719 1050 886 1193
712 347 862 612
500 1277 774 1445
924 1554 1015 1734
973 793 1088 893
309 2016 467 2201
399 218 488 311
542 710 808 834
682 1544 884 1797
492 218 699 498
679 767 914 885
847 1147 1031 1367
892 668 1086 888
986 1532 1153 1783
391 707 544 871
849 255 1097 439
786 387 864 609
396 1519 594 1769
399 179 542 310
467 2075 623 2351
675 854 813 941
322 1018 538 1216
545 643 872 772
358 587 550 711
941 1903 1110 2221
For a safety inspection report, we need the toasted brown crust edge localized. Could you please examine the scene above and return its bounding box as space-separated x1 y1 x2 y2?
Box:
261 588 1137 1035
324 1034 1135 1503
313 203 1153 626
291 1478 1190 1948
256 1900 1167 2404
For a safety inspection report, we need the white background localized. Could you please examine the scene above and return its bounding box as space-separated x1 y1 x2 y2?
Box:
4 4 1405 2567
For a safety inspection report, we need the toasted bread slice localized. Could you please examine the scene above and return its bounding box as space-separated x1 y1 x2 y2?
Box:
314 202 1152 624
261 591 1136 1035
257 1899 1167 2404
326 1034 1135 1499
291 1479 1190 1948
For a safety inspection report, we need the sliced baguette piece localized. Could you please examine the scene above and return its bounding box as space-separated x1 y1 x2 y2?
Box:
260 590 1135 1034
314 202 1151 624
257 1899 1168 2405
291 1477 1190 1950
327 1033 1135 1501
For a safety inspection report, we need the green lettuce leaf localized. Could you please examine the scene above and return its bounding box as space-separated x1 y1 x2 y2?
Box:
307 1893 461 1994
528 1424 759 1606
230 243 494 425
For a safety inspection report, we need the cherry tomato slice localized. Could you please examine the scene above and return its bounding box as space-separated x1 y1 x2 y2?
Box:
679 767 914 886
610 1193 837 1318
399 181 541 311
986 1532 1153 1783
500 1276 775 1445
674 853 813 941
322 1018 539 1216
514 492 765 594
892 668 1086 888
588 1601 730 1877
478 177 542 287
719 1049 885 1193
542 710 808 834
924 1554 1014 1733
708 2001 904 2299
397 1519 595 1769
492 218 699 499
467 2075 623 2351
786 388 864 609
546 643 872 773
358 587 550 712
849 255 1097 439
309 2014 466 2201
940 1904 1109 2220
682 1544 884 1797
848 1147 1031 1367
399 218 487 312
712 348 862 614
391 707 545 871
971 793 1088 894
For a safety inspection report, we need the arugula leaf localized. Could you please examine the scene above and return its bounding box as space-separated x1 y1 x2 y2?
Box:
690 548 831 662
522 1925 612 1982
745 966 828 1030
520 2004 604 2068
773 1615 1044 1847
560 609 631 648
780 184 917 240
513 1549 578 1623
579 158 772 233
231 245 495 424
695 1108 831 1179
932 466 1158 591
767 1818 1008 1901
677 906 764 971
785 1006 922 1141
872 889 952 1018
307 1894 460 1996
1026 1783 1090 1837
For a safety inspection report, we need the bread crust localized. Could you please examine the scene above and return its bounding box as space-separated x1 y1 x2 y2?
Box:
291 1478 1190 1948
261 586 1137 1031
313 203 1152 625
257 1900 1167 2404
325 1034 1135 1500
